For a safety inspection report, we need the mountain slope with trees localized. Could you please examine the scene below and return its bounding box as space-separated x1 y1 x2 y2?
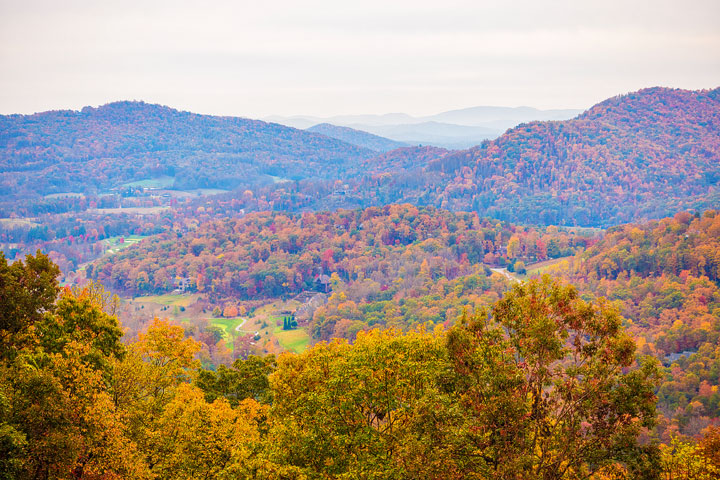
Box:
88 204 592 342
306 123 408 152
3 87 719 229
548 210 720 439
0 101 376 199
357 87 720 226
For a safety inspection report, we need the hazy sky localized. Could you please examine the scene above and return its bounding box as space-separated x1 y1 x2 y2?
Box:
1 0 718 117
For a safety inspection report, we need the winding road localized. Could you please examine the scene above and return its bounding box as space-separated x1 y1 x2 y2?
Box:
234 317 248 332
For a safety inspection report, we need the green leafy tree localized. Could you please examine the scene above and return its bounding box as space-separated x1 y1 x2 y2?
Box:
37 291 125 377
267 327 449 479
0 260 144 480
196 354 277 406
444 276 662 479
0 251 59 360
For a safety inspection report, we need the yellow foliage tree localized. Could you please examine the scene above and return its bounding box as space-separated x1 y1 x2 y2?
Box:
149 383 265 479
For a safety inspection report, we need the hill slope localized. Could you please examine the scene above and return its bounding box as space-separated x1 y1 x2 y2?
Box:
306 123 407 152
562 210 720 437
360 87 720 226
360 145 450 174
0 101 375 198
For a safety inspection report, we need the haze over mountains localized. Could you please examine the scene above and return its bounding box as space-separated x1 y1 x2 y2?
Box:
267 105 584 148
305 123 407 152
5 0 720 475
1 87 718 227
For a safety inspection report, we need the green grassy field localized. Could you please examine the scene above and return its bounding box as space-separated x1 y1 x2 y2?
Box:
104 235 147 254
210 316 248 337
266 175 292 184
124 294 308 355
134 293 198 307
0 218 39 227
188 188 229 196
92 206 170 215
44 192 85 199
144 188 230 199
273 323 310 353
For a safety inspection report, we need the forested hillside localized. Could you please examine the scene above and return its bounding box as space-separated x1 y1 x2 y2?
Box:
2 87 718 228
90 204 586 297
3 0 720 474
361 145 450 173
0 101 375 199
548 210 720 439
306 123 407 152
89 205 593 340
359 87 720 226
80 201 720 444
0 88 720 227
6 252 719 479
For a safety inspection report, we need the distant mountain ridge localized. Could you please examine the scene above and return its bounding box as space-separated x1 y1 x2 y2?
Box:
0 101 376 198
266 105 584 148
2 87 718 228
266 105 583 128
306 123 407 152
429 105 585 126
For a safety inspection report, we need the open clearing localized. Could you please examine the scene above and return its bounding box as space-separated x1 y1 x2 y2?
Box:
120 176 175 188
104 235 147 254
0 218 39 227
211 316 248 337
44 192 85 199
123 294 310 354
90 206 170 215
134 293 199 307
490 267 520 283
153 188 229 197
273 325 310 353
524 256 574 276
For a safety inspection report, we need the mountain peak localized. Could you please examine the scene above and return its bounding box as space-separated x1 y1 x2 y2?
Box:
580 86 720 122
83 100 179 117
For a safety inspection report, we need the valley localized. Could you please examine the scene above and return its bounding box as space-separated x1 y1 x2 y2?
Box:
2 85 720 478
4 0 720 476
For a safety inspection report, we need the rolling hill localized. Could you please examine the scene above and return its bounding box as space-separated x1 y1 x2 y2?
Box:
360 145 450 173
355 87 720 226
0 101 376 199
564 210 720 437
2 87 719 229
306 123 407 152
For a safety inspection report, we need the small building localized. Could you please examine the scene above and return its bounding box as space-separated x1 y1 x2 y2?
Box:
174 276 191 293
314 274 332 293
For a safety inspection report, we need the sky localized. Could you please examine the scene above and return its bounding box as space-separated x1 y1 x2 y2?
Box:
1 0 718 117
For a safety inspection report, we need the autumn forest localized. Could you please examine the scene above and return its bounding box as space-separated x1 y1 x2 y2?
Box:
2 85 720 479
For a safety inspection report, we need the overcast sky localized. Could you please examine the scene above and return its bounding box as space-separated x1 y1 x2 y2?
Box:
1 0 718 117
